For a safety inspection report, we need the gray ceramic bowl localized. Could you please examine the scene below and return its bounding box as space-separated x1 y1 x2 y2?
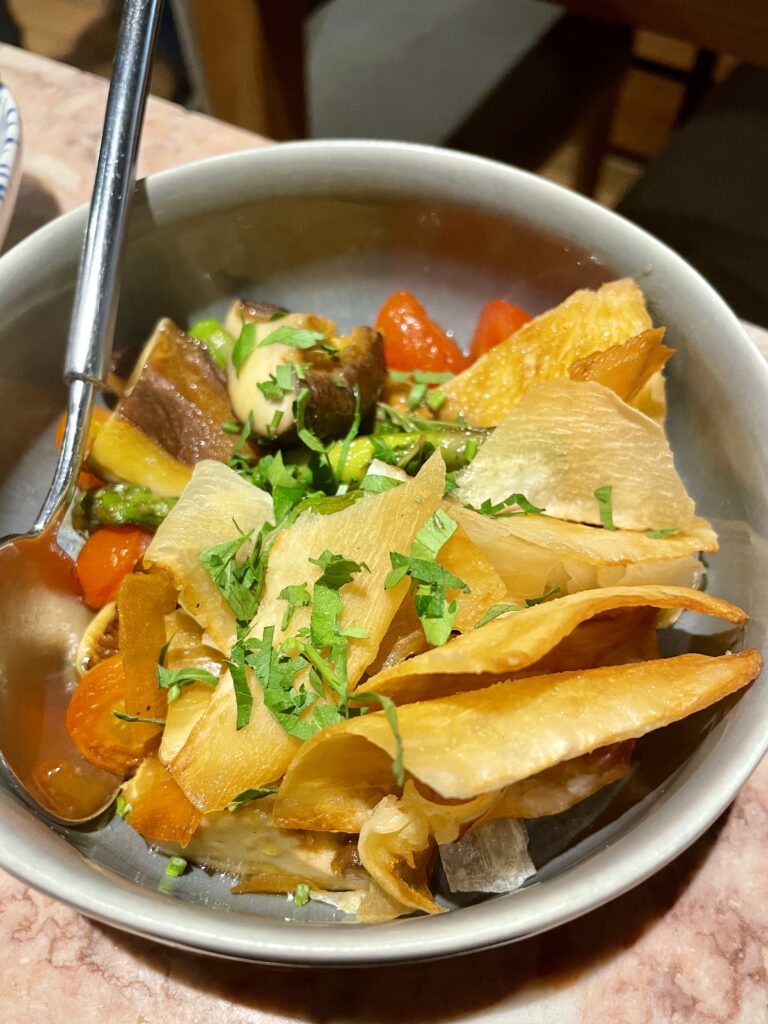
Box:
0 141 766 966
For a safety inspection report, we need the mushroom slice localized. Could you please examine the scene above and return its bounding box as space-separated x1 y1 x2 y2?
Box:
89 319 249 495
226 310 385 442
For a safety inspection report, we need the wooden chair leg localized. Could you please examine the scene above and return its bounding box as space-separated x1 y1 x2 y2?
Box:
573 72 623 197
173 0 307 139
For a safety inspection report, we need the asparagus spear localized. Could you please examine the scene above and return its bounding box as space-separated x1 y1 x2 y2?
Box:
188 318 235 370
327 429 486 484
75 483 177 532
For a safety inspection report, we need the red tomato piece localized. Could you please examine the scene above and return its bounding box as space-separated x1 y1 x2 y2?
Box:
76 526 152 610
469 299 533 361
375 290 468 373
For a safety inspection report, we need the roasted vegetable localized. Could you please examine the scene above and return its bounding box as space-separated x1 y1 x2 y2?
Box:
75 526 152 609
89 318 249 495
75 483 177 532
225 303 386 442
327 428 484 483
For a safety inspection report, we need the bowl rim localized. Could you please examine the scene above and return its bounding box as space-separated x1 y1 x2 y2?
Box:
0 138 766 966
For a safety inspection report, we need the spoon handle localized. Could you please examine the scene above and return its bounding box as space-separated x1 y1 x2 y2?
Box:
65 0 163 385
34 0 163 534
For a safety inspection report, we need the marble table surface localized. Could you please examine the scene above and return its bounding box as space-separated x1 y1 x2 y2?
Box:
2 42 768 1024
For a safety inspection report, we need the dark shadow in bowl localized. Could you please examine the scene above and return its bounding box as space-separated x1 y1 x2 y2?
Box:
94 807 729 1022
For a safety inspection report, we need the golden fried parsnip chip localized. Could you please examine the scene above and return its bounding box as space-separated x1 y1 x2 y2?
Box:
480 742 634 822
275 650 759 818
171 454 446 812
437 524 506 631
123 754 201 847
454 380 696 531
568 327 673 403
440 278 652 426
449 504 716 567
358 782 494 914
144 461 274 653
357 584 746 705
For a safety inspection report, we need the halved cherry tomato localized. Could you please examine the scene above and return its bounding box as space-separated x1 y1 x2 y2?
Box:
76 525 152 610
469 299 533 361
56 406 110 490
66 655 160 775
376 290 468 373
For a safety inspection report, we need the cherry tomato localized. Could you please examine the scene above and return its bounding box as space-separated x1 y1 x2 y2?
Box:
76 526 152 610
66 655 160 775
469 299 533 361
376 291 468 373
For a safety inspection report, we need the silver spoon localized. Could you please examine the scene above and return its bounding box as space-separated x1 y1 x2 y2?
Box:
0 0 164 825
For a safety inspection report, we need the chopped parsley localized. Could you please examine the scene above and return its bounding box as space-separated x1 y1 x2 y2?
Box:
258 325 328 350
406 381 428 409
199 524 270 624
258 363 295 401
278 583 312 629
525 586 561 606
294 387 327 453
232 322 257 375
426 388 446 412
226 787 277 811
113 711 166 726
468 493 545 517
474 603 521 628
360 475 403 494
293 882 311 906
115 793 132 818
384 509 469 646
333 385 362 482
594 485 617 530
156 637 219 702
646 527 680 539
165 856 188 878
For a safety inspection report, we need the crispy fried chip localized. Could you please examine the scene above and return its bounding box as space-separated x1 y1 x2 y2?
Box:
144 461 274 653
454 380 696 531
358 782 493 913
440 279 652 426
356 584 746 705
481 742 634 822
449 505 716 567
436 524 506 632
275 650 760 819
123 754 201 847
568 327 672 403
171 454 446 812
158 611 222 766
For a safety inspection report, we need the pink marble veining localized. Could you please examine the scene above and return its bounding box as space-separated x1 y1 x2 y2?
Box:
1 42 768 1024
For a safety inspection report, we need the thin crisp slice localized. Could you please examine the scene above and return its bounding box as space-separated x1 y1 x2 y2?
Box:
450 503 717 568
144 460 273 654
366 597 428 677
480 743 634 822
171 454 445 812
123 754 201 847
356 584 746 705
437 524 506 632
454 380 696 531
357 782 494 913
118 570 178 719
568 327 672 403
440 278 652 426
275 650 760 817
158 611 223 765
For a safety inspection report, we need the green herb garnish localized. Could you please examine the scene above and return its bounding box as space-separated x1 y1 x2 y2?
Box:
646 527 680 539
360 475 403 494
293 882 311 906
226 787 277 811
594 485 616 530
469 493 545 517
115 793 132 818
525 586 561 606
384 509 469 646
278 583 312 630
474 603 521 628
232 322 257 375
165 856 188 878
113 711 166 726
294 387 327 454
258 325 328 350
